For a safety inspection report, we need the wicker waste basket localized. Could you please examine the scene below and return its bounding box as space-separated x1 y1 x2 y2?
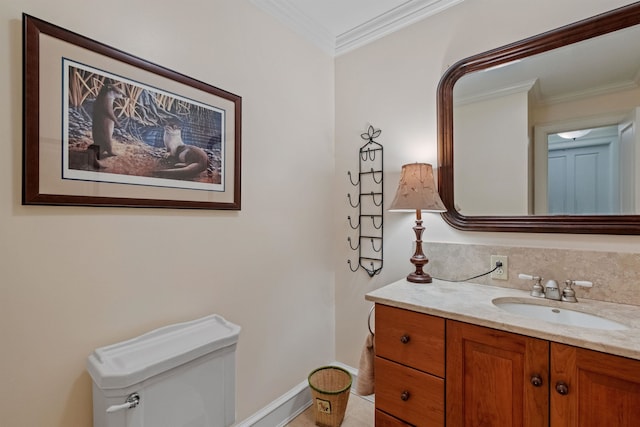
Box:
307 366 352 427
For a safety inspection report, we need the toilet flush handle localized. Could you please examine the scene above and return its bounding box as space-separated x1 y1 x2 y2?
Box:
106 392 140 413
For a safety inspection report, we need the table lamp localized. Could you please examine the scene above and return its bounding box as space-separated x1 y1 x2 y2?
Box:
389 163 446 283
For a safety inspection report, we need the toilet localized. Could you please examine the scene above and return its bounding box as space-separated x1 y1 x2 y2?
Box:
87 314 241 427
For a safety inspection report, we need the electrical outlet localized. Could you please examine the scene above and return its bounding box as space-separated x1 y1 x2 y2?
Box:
490 255 508 280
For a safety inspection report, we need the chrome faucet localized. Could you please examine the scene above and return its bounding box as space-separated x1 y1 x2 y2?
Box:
519 274 593 302
544 280 561 301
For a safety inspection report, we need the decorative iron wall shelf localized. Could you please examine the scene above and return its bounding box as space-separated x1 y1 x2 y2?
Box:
347 125 383 276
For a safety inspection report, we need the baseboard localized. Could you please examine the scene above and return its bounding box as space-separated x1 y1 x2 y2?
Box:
235 362 373 426
234 378 312 427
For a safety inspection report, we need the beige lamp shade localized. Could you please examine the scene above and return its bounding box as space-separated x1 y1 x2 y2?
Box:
389 163 446 212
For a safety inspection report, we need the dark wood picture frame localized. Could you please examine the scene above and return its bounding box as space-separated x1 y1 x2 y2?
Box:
23 14 242 210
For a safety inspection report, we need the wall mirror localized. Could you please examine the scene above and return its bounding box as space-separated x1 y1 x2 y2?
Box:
437 2 640 234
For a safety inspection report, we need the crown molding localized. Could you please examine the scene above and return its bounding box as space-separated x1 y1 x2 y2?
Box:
250 0 336 55
336 0 464 55
541 79 640 106
454 79 538 107
251 0 464 57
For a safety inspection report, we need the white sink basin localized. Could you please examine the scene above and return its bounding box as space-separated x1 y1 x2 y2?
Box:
492 298 629 331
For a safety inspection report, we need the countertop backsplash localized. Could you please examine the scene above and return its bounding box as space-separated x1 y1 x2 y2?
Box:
425 242 640 307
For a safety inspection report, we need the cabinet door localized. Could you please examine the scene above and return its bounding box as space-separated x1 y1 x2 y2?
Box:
447 321 549 427
551 343 640 426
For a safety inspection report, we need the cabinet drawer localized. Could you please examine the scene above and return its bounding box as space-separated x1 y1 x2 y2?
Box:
375 304 445 376
375 409 413 426
375 356 444 427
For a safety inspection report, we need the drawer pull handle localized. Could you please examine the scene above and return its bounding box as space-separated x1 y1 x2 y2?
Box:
400 334 410 344
555 382 569 395
530 375 543 387
400 390 410 401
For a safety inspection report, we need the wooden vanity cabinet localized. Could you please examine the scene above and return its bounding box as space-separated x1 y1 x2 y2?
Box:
374 304 445 426
446 320 549 427
447 320 640 427
374 304 640 426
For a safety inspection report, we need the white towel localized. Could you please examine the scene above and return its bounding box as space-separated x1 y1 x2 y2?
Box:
355 333 375 396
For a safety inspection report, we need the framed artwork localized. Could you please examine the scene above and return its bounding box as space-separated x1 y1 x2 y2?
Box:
23 14 242 210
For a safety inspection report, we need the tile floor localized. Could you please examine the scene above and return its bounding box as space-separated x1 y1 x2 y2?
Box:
285 392 374 426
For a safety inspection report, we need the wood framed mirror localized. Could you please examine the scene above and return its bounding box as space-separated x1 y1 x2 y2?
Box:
437 2 640 234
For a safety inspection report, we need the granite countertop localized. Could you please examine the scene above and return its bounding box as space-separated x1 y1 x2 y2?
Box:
365 279 640 361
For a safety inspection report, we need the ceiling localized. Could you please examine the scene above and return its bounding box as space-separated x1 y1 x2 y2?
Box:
250 0 463 56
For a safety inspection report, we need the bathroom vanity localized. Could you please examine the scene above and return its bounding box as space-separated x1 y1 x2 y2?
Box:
366 279 640 426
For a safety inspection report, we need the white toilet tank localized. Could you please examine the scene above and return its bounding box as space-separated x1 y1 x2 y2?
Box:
87 314 241 427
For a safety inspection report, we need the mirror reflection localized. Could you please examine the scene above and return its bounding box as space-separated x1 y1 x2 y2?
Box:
453 23 640 216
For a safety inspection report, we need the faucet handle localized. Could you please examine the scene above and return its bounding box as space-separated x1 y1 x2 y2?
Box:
573 280 593 288
519 273 545 298
561 279 592 303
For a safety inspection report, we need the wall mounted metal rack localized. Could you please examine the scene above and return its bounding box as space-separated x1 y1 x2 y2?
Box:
347 125 383 277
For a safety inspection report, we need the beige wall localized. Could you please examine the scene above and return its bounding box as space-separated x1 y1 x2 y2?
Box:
335 0 640 368
4 0 640 425
455 91 530 215
0 0 335 425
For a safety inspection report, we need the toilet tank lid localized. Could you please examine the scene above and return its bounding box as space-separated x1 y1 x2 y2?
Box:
87 314 241 390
